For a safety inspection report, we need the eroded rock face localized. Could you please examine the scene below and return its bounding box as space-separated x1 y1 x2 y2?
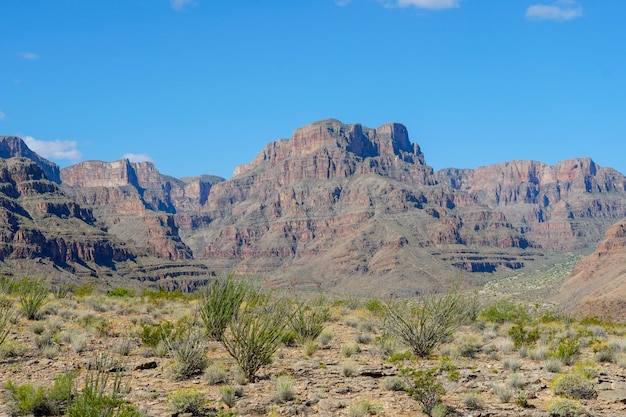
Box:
0 157 134 271
182 120 536 294
61 160 223 260
6 119 626 295
555 217 626 321
0 136 61 183
436 158 626 250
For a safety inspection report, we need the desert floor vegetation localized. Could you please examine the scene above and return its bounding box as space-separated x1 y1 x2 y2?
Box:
0 277 625 416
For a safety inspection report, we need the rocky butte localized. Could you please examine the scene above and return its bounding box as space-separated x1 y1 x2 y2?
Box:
2 120 626 308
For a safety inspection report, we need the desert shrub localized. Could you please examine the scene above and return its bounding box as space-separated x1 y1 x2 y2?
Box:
515 389 529 407
491 383 514 403
303 339 318 356
341 343 360 358
403 367 446 416
0 300 16 347
546 397 588 417
5 373 74 416
530 343 550 360
430 403 448 417
340 360 357 377
199 275 249 341
17 277 49 320
115 336 134 356
355 333 373 345
501 355 520 371
168 388 205 416
549 337 581 365
463 391 483 410
72 283 95 297
165 325 208 380
221 292 292 381
509 323 540 348
218 385 241 408
374 333 396 359
140 321 174 348
614 352 626 368
384 286 468 358
273 375 295 403
572 360 599 379
545 358 563 373
318 329 334 346
348 399 379 417
508 373 526 389
0 341 28 358
456 333 482 358
70 333 88 353
382 375 405 391
480 299 531 324
288 304 329 345
437 356 460 381
43 344 61 359
106 287 134 298
64 355 140 417
204 362 228 385
552 371 597 400
5 381 57 416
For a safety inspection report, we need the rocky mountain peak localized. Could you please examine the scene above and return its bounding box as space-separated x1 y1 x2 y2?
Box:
0 136 61 183
233 119 427 179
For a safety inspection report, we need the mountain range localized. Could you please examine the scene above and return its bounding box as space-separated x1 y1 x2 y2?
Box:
1 119 625 317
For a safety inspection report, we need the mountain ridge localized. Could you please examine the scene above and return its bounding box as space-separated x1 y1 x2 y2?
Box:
1 119 626 305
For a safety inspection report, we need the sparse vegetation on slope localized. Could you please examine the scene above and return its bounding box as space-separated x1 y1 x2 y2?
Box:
0 276 624 416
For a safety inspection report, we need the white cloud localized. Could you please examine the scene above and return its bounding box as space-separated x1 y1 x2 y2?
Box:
383 0 460 9
170 0 195 10
526 1 583 21
0 111 5 120
23 136 83 161
18 52 39 60
122 153 154 163
335 0 352 6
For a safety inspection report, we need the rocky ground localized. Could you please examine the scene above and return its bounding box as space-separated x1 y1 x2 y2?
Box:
1 286 626 417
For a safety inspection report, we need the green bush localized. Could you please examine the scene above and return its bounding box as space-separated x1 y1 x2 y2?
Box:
480 300 530 324
384 286 468 358
140 321 175 348
199 275 249 341
546 397 588 417
67 355 140 417
0 300 16 347
5 373 74 416
17 277 49 320
403 367 446 416
288 304 329 345
165 325 208 380
552 372 597 400
218 385 240 408
5 381 55 416
550 337 581 365
221 292 292 381
106 287 134 298
509 323 540 348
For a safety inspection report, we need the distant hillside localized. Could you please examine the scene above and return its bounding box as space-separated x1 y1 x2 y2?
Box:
555 217 626 321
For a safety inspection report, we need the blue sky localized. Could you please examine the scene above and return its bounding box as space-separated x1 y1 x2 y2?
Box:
1 0 624 179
